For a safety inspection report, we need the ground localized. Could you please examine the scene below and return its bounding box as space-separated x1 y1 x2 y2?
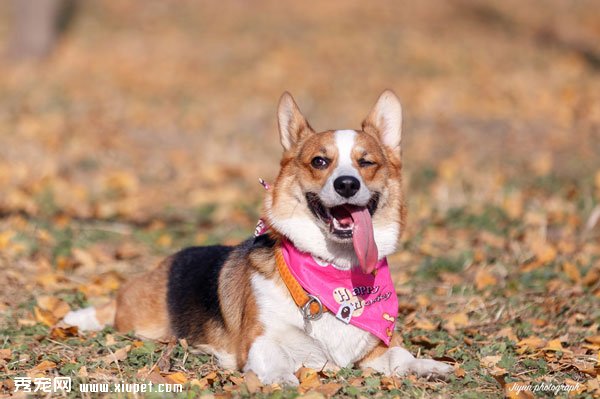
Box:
1 1 600 398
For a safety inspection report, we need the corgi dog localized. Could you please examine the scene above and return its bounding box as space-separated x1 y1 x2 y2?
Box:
65 90 453 384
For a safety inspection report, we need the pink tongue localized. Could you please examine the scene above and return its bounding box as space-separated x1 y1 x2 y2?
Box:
343 205 378 274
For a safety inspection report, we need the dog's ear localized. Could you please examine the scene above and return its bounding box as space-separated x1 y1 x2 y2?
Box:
278 92 314 151
362 90 402 152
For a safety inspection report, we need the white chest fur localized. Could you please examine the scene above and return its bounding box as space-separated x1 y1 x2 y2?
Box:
249 274 378 372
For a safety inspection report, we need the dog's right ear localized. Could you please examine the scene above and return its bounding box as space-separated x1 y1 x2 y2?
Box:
278 92 314 151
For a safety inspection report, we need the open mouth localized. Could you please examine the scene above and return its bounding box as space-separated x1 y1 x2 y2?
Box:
305 192 380 238
305 192 380 274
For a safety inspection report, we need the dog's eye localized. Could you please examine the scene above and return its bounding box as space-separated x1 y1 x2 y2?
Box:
358 158 376 168
311 156 330 169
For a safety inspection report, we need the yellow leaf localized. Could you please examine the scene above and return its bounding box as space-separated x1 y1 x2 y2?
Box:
0 349 12 360
496 327 518 342
562 262 581 283
531 152 553 176
190 378 209 389
78 366 89 377
165 371 188 385
415 318 437 331
503 191 523 219
72 248 96 269
480 355 502 368
157 234 172 248
37 296 71 319
516 337 546 354
542 339 572 353
416 295 430 308
316 383 342 396
0 231 15 250
105 334 116 346
244 371 262 393
297 367 321 391
533 243 557 264
517 337 546 348
34 306 56 327
50 326 78 339
444 312 469 332
583 267 600 286
584 335 600 345
100 345 131 364
505 382 535 399
475 269 498 290
33 360 57 372
297 392 325 399
229 376 244 385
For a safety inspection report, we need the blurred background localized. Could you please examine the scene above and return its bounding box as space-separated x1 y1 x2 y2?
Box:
1 1 600 394
1 0 599 228
1 0 600 277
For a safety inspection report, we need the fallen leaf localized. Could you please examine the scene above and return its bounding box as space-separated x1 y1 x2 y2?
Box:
415 318 437 331
33 360 57 372
480 355 502 368
0 349 12 360
72 248 96 269
100 345 131 364
542 339 572 353
115 242 142 260
475 269 498 290
164 371 187 385
505 382 535 399
78 366 89 377
34 306 56 327
315 383 342 397
583 267 600 286
496 327 518 342
105 334 116 346
297 392 325 399
244 371 262 393
444 312 469 332
410 335 436 348
38 295 70 318
517 337 546 353
562 262 581 283
585 335 600 345
189 378 209 390
297 367 321 391
50 326 79 339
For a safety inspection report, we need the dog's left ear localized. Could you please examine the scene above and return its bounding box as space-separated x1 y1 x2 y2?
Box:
278 92 314 151
362 90 402 152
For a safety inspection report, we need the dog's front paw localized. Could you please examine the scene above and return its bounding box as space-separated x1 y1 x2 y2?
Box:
409 358 454 379
384 347 453 379
258 372 300 386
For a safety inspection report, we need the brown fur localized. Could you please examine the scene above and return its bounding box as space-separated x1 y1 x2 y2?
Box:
112 241 276 369
358 333 404 366
114 258 171 340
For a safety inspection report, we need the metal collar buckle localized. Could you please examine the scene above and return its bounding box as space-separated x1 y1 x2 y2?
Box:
301 295 323 321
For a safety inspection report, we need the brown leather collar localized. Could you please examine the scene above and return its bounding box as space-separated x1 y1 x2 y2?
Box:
274 244 329 319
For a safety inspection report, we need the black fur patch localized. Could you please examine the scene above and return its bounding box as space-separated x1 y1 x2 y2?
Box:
167 234 275 342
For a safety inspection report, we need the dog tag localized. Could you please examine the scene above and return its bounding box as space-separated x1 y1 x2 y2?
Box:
335 301 354 324
304 318 313 334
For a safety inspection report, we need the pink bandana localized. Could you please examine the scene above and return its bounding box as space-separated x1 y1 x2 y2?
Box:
280 239 398 345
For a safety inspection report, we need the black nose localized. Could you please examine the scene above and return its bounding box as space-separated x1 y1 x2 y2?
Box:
333 176 360 198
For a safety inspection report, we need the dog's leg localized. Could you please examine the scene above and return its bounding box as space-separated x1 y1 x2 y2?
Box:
358 334 453 378
243 336 299 386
